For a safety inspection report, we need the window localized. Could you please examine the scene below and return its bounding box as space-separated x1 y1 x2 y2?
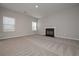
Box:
3 16 15 32
32 21 37 31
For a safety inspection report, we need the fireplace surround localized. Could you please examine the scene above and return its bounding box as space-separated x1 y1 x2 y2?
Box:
46 28 54 37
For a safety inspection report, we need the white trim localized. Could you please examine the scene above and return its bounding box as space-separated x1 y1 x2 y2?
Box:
0 34 79 41
38 34 79 41
0 34 34 40
56 34 79 41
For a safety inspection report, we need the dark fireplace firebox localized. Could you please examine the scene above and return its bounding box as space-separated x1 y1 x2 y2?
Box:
46 28 54 37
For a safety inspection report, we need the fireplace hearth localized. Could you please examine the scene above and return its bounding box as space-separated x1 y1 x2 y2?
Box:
46 28 54 37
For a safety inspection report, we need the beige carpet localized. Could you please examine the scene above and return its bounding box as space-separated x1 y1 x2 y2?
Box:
0 35 79 56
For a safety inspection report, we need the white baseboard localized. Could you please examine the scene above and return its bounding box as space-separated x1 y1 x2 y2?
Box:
38 33 79 41
56 35 79 41
0 34 34 40
1 33 79 41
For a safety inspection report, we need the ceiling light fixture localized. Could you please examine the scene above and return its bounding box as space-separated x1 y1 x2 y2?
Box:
35 5 39 8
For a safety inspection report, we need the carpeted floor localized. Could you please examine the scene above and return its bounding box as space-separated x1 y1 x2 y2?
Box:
0 35 79 56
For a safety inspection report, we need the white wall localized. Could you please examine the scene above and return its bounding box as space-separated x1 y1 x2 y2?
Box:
0 7 36 39
38 6 79 40
0 11 3 38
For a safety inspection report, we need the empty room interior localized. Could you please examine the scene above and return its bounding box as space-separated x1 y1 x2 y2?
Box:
0 3 79 56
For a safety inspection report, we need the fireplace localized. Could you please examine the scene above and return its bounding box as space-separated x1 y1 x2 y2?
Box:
46 28 54 37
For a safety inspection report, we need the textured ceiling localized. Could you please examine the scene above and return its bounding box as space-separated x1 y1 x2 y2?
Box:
0 3 78 18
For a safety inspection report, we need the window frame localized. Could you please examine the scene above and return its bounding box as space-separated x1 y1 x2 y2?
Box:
32 21 37 31
3 16 15 32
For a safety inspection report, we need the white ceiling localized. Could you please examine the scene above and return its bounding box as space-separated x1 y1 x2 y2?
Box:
0 3 78 18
